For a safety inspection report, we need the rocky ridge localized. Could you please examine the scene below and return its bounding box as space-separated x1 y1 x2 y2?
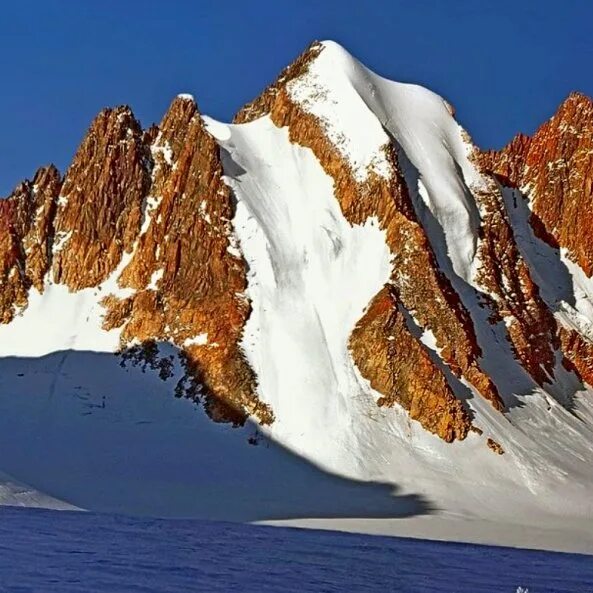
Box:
1 41 593 451
478 91 593 392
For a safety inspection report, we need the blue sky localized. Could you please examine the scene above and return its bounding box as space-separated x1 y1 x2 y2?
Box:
1 0 592 195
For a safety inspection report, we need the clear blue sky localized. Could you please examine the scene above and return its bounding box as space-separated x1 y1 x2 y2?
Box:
1 0 592 195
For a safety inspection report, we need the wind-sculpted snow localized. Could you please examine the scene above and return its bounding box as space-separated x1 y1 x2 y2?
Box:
0 40 593 551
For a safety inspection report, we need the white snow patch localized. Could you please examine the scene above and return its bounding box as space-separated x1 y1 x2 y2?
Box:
203 116 231 141
0 470 76 510
183 333 208 347
147 268 163 291
500 186 593 342
0 253 134 357
559 248 593 338
288 46 392 182
226 242 242 259
419 327 439 352
152 145 173 167
52 230 72 254
140 195 162 236
199 200 211 224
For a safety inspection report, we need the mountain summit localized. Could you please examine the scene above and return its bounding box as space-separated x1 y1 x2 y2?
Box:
1 41 592 546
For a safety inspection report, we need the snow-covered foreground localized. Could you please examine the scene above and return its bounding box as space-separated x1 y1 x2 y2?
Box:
264 515 593 556
0 40 593 554
0 506 591 593
1 344 592 553
0 470 76 511
0 297 589 548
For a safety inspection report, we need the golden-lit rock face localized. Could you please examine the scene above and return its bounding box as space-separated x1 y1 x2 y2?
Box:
559 326 593 387
480 93 593 277
350 286 472 443
0 165 61 323
478 92 593 390
470 177 558 387
52 106 152 290
111 96 272 426
0 98 271 426
1 41 592 445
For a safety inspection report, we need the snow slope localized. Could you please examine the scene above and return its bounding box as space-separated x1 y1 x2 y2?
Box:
0 40 592 552
206 115 392 474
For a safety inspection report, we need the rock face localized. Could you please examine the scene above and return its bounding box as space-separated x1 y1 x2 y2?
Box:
470 174 558 386
350 286 471 442
2 40 593 452
0 166 60 323
478 92 593 392
52 106 152 290
112 97 271 425
480 93 593 276
0 99 271 426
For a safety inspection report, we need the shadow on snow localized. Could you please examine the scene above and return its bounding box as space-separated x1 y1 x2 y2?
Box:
0 347 433 522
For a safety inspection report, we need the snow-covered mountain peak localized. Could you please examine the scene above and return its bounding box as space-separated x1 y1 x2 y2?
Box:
0 42 593 547
272 39 483 282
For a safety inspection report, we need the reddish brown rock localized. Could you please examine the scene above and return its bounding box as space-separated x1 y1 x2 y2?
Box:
109 97 273 425
559 326 593 386
0 165 61 322
487 438 504 455
478 92 593 386
52 106 152 290
480 92 593 276
0 196 30 323
0 99 272 427
350 286 472 442
470 179 558 385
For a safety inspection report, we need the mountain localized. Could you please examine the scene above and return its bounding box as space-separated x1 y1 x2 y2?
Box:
1 40 592 550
